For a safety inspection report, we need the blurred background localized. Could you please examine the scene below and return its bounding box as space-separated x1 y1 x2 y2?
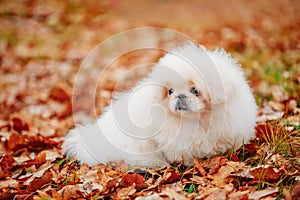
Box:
0 0 299 119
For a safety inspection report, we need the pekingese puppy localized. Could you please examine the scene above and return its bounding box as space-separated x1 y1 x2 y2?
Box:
62 43 257 167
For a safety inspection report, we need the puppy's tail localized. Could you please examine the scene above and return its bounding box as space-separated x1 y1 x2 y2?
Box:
62 124 101 166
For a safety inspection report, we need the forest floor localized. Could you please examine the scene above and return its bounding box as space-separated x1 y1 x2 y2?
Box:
0 0 299 199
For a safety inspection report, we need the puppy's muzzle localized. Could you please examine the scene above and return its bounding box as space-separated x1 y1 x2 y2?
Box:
175 94 189 112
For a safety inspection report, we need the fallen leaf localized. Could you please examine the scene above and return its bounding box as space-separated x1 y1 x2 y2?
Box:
194 157 206 176
58 185 85 199
210 161 248 186
229 154 240 162
210 165 235 187
121 173 148 189
36 189 52 198
11 117 29 133
0 188 18 199
135 193 163 200
23 164 53 185
250 165 286 181
115 184 136 199
160 186 186 200
203 156 228 175
96 164 120 191
228 190 249 200
5 132 60 152
269 100 285 111
26 170 53 192
0 155 15 179
5 132 28 152
49 84 71 103
24 150 47 167
291 180 300 199
244 143 259 153
161 170 183 184
283 188 292 200
255 123 274 140
196 185 233 200
0 178 19 189
248 187 278 199
257 105 284 122
190 176 210 186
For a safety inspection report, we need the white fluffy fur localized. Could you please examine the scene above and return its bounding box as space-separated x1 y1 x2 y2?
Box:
62 43 257 167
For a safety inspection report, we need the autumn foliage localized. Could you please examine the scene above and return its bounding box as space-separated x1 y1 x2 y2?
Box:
0 0 299 199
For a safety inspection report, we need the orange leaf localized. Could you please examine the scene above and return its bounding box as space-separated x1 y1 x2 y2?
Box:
161 170 183 184
250 166 285 181
49 85 70 103
26 171 52 192
24 151 47 167
291 181 300 200
5 132 28 151
207 156 228 175
11 117 29 133
244 143 259 153
0 155 15 179
255 123 275 142
121 173 147 189
194 157 206 176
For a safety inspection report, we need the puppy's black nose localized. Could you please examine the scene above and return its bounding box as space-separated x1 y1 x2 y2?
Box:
178 94 186 99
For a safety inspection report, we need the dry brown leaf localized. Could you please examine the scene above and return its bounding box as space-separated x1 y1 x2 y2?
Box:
203 156 228 175
161 186 186 200
0 155 15 179
36 189 52 198
190 176 210 186
283 188 292 200
11 117 29 133
33 150 47 164
58 185 85 199
194 157 206 176
49 84 71 103
250 165 286 181
210 161 247 187
0 178 19 189
257 104 285 122
121 173 148 189
26 170 52 192
5 132 60 152
23 164 53 185
248 187 278 199
161 170 183 184
210 165 235 187
95 164 115 190
228 190 249 200
135 193 163 200
50 190 64 200
204 186 233 200
78 164 105 193
44 149 63 162
197 185 233 200
115 184 136 199
255 123 274 141
5 132 28 152
290 180 300 199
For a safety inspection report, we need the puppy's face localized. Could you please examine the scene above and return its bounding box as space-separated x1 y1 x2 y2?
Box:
165 80 210 117
151 50 213 119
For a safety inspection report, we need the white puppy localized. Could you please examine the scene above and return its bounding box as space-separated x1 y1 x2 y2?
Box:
62 43 257 167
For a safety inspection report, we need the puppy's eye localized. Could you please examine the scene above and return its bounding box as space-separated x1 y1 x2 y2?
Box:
168 88 174 96
190 86 200 96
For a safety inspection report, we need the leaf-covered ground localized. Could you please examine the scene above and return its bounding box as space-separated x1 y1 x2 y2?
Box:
0 0 300 199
